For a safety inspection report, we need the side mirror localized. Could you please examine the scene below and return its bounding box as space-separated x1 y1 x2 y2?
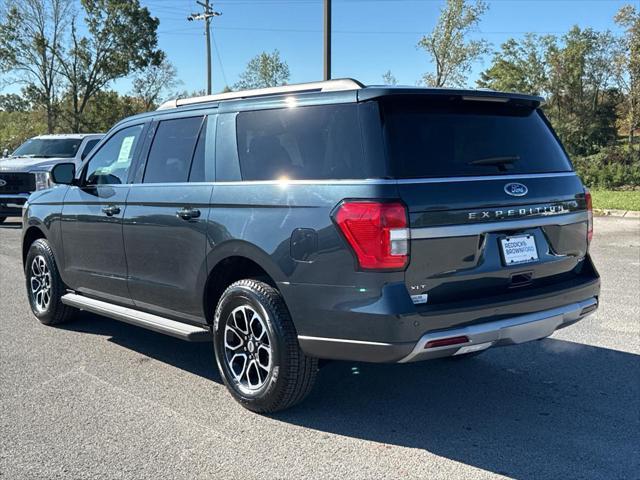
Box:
2 148 8 158
51 162 76 185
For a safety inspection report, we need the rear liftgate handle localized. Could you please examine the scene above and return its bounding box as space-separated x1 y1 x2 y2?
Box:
176 207 201 221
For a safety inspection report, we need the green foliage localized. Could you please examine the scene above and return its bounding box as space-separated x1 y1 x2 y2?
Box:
614 5 640 143
0 94 31 112
418 0 490 87
590 190 640 211
0 0 72 132
0 111 47 152
234 50 290 90
58 0 163 131
477 34 550 95
573 145 640 189
130 60 181 110
71 90 147 133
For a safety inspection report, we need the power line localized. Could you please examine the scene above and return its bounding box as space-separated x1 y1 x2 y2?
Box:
211 31 228 89
187 1 222 95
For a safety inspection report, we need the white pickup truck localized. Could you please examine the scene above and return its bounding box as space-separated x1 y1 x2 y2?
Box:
0 133 103 222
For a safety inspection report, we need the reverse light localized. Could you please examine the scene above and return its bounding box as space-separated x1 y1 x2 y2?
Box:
585 189 593 244
334 201 409 270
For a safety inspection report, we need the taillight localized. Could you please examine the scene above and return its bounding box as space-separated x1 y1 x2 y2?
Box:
585 189 593 244
333 201 409 270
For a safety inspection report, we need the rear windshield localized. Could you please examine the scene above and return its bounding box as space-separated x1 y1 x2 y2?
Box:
382 98 572 178
12 138 82 158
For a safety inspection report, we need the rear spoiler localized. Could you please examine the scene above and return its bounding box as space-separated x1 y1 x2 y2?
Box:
357 87 544 108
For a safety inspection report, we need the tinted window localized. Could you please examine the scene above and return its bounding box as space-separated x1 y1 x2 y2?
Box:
189 118 207 182
236 104 378 180
13 138 82 158
85 125 143 185
81 138 101 159
144 116 203 184
383 98 572 178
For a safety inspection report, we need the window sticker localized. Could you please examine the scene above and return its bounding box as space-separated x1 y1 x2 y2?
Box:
117 136 135 163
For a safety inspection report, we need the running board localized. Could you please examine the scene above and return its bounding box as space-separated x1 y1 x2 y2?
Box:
61 293 211 342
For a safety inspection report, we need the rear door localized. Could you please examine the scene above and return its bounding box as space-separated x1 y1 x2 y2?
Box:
122 114 215 323
381 96 590 308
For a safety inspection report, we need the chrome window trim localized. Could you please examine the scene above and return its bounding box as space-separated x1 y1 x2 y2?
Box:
208 172 577 186
410 211 588 240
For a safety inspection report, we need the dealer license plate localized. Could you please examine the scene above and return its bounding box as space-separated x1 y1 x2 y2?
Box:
500 235 538 265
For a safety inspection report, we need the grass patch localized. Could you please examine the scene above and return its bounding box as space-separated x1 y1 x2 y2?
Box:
591 190 640 211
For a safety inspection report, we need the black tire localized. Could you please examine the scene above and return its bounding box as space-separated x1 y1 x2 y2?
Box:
0 216 6 224
213 279 318 413
25 238 76 325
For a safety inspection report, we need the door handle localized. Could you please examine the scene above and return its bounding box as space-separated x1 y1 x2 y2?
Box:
176 207 201 220
102 205 120 216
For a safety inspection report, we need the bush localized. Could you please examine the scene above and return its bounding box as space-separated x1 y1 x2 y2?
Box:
572 145 640 189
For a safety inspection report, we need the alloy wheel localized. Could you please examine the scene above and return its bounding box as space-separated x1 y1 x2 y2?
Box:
30 255 52 313
223 304 273 393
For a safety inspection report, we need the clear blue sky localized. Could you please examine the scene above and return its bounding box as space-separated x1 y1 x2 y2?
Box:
3 0 632 95
140 0 629 93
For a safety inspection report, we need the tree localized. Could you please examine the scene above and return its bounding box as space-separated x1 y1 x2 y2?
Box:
0 93 31 112
614 4 640 144
75 90 147 132
477 34 551 95
418 0 490 87
57 0 164 132
382 70 398 85
545 27 621 155
131 60 181 110
0 0 72 132
234 50 290 90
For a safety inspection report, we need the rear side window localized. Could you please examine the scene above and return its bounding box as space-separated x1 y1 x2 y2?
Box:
236 104 379 180
383 98 572 178
144 116 203 183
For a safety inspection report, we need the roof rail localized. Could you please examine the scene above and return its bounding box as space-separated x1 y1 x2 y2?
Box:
157 78 364 110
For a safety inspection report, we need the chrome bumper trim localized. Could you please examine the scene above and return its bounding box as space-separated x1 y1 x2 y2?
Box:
410 211 588 240
399 297 598 363
0 193 30 200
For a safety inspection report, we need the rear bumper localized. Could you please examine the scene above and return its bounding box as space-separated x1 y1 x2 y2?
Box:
0 193 29 216
297 296 598 362
398 296 597 362
288 256 600 362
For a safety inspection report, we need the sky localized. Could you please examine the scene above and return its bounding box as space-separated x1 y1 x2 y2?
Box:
2 0 633 95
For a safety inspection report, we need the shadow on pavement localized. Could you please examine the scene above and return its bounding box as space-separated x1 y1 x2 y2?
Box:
0 219 22 229
60 311 639 479
61 311 221 383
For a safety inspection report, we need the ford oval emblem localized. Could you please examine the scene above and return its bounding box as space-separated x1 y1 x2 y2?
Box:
504 182 528 196
0 179 6 187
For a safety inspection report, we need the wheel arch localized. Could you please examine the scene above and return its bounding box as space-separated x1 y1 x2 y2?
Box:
22 225 47 267
202 241 288 325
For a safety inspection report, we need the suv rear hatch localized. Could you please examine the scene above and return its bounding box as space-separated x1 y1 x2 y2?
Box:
380 94 592 309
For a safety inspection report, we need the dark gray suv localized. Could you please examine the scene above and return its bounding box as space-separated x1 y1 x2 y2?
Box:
21 79 600 412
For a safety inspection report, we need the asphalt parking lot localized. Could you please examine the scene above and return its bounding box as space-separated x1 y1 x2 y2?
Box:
0 216 638 480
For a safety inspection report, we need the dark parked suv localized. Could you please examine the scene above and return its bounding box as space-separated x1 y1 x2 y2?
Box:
22 79 600 412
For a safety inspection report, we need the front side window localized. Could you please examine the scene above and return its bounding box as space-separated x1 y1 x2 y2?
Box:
143 116 204 184
12 138 82 158
236 104 376 181
84 125 143 185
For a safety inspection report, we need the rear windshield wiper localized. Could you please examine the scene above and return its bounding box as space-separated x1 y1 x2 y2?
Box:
468 156 519 171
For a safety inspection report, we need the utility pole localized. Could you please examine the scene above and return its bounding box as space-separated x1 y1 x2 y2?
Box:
188 1 222 94
323 0 331 80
